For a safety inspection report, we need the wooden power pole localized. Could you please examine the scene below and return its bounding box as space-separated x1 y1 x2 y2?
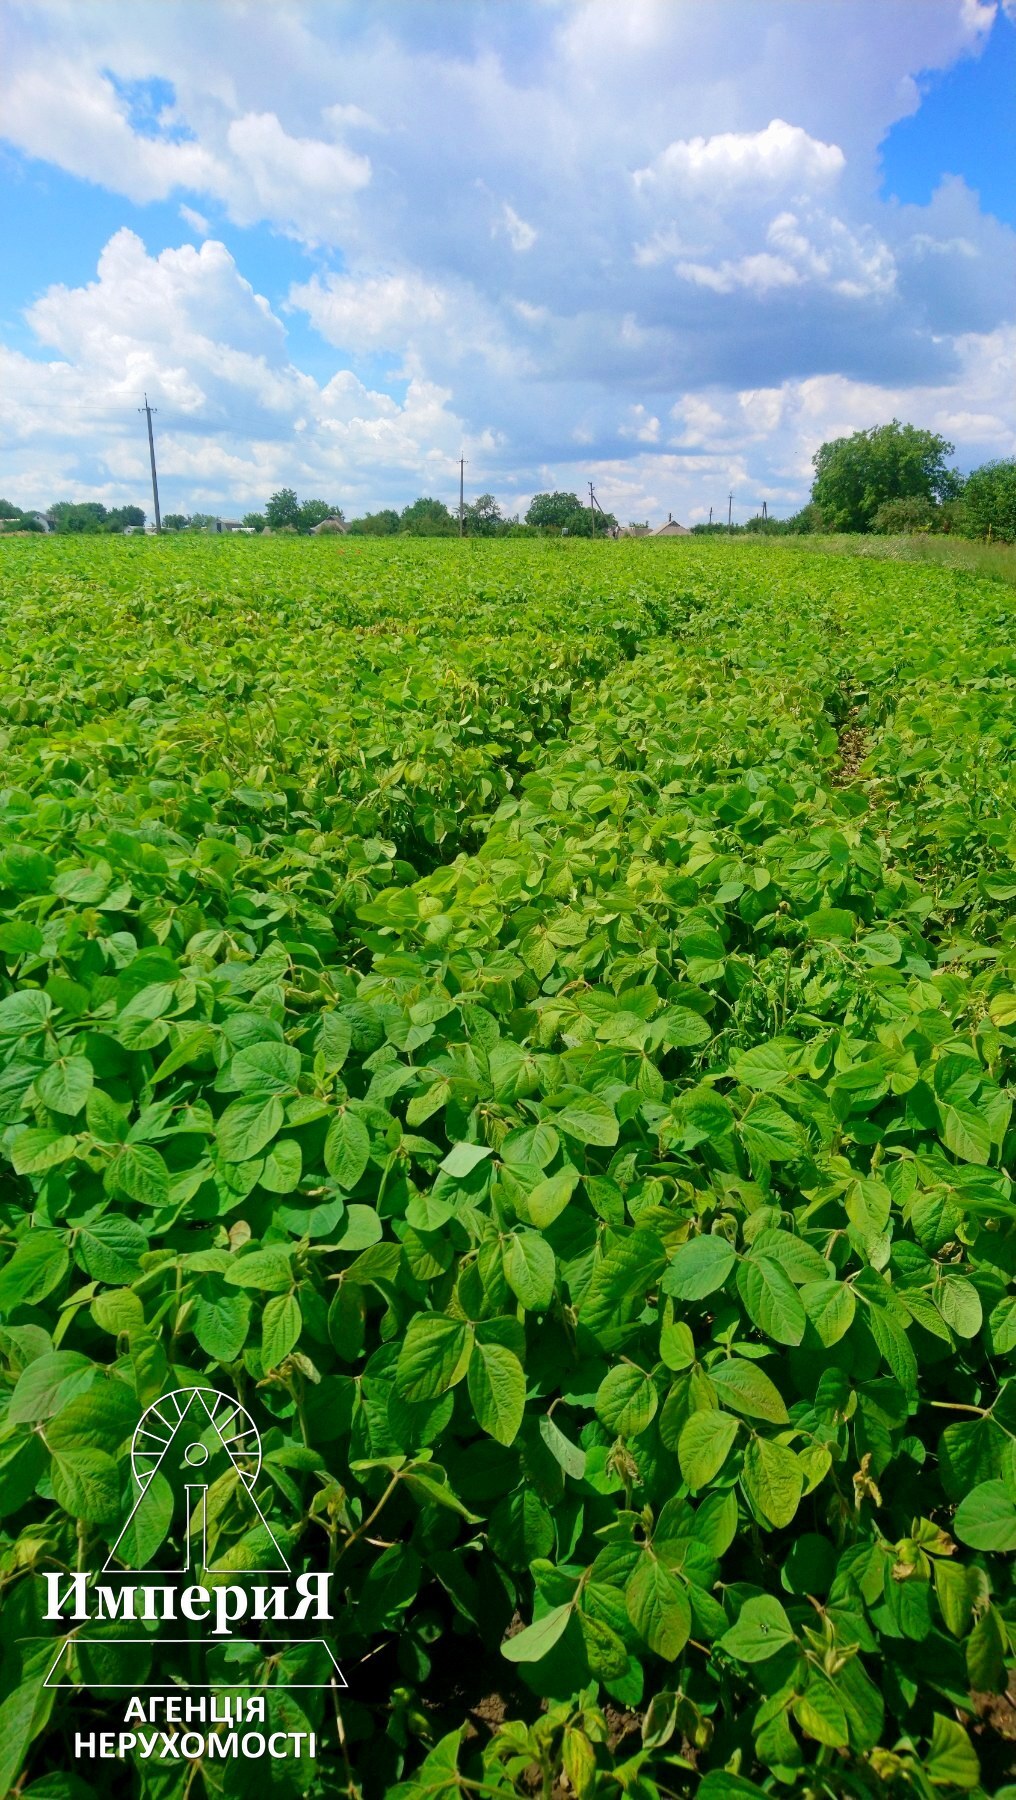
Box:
139 395 162 533
459 459 466 536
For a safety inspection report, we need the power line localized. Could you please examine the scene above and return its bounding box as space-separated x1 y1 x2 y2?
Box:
139 396 162 534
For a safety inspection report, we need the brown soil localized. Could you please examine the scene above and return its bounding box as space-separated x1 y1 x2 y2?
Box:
968 1687 1016 1790
833 703 869 784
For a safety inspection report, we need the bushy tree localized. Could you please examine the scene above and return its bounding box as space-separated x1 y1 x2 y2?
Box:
264 488 301 530
962 459 1016 543
524 491 616 535
298 499 342 531
0 499 22 519
462 494 503 536
525 491 582 529
399 497 456 536
163 514 190 531
347 509 400 537
48 502 108 534
871 496 937 535
241 512 265 533
105 505 146 533
811 420 960 532
189 513 219 530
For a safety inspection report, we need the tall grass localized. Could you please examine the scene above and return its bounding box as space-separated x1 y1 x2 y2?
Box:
770 532 1016 588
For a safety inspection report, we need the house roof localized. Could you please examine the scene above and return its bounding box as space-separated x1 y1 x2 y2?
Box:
654 519 691 536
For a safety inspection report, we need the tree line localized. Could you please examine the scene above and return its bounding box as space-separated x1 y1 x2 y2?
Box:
715 425 1016 542
2 432 1013 543
239 488 620 537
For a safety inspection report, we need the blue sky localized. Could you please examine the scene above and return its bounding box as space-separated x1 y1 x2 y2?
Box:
0 0 1013 526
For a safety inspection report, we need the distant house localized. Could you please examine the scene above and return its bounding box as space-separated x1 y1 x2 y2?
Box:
612 523 651 538
654 513 691 537
214 519 249 534
27 512 51 533
310 516 348 535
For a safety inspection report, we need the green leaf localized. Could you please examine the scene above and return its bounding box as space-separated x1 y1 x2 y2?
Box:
865 1302 918 1397
718 1594 795 1662
259 1137 302 1195
216 1095 285 1163
439 1141 494 1178
0 1233 69 1311
48 1381 138 1454
739 1097 803 1163
678 1409 740 1488
741 1436 804 1528
230 1040 300 1095
224 1246 293 1292
262 1292 302 1370
522 1169 578 1228
800 1278 855 1346
538 1414 586 1480
953 1480 1016 1552
937 1276 982 1339
324 1110 371 1189
736 1255 807 1345
941 1101 992 1166
329 1204 383 1250
192 1288 250 1362
595 1364 658 1437
36 1055 93 1115
79 1213 147 1284
8 1352 97 1424
10 1128 78 1175
501 1603 573 1664
662 1233 736 1301
105 1143 170 1207
396 1315 473 1402
50 1447 120 1523
625 1554 691 1660
793 1677 848 1748
553 1094 619 1147
925 1715 980 1790
710 1358 789 1424
504 1231 556 1311
467 1341 526 1445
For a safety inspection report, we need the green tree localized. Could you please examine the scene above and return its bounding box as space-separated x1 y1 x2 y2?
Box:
0 499 22 520
105 505 146 533
962 459 1016 543
811 420 960 533
47 502 107 534
298 499 342 531
241 512 265 533
399 497 456 536
462 494 504 536
347 509 400 536
525 491 582 529
163 514 190 531
265 488 301 530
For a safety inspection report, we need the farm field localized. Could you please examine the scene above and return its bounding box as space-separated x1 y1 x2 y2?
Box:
0 535 1014 1800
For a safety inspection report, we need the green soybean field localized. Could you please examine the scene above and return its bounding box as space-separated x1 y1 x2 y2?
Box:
0 535 1014 1800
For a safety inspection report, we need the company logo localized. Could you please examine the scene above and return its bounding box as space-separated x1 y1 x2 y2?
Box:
42 1385 344 1761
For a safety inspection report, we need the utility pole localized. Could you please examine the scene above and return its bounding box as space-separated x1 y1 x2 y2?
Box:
762 499 768 523
139 395 162 534
589 481 596 539
728 492 733 533
708 506 713 527
459 458 466 537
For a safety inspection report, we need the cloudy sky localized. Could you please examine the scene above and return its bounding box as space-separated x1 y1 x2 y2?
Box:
1 0 1014 526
